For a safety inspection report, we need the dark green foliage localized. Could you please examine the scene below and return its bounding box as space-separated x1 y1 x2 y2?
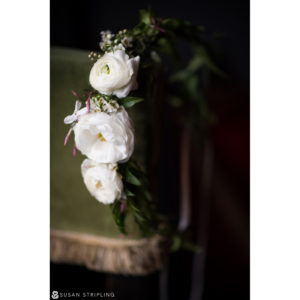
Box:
110 200 126 234
115 160 160 237
118 97 144 108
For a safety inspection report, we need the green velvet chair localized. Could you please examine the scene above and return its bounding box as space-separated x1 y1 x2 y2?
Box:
50 47 166 275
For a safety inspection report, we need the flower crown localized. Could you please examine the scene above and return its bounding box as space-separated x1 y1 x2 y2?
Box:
64 9 220 249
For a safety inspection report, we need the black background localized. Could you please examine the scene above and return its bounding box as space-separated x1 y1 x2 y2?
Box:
51 0 249 299
50 0 249 83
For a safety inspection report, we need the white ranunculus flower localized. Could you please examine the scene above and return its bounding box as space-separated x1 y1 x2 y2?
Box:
89 49 140 98
81 159 123 204
73 107 134 163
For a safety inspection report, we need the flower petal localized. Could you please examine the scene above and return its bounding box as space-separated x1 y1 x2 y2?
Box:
74 100 82 112
64 115 77 124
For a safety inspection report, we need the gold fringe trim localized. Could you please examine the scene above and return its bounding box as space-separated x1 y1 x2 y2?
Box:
50 230 169 275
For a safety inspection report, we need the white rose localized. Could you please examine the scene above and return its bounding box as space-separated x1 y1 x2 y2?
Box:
81 159 123 204
89 49 140 98
73 107 134 163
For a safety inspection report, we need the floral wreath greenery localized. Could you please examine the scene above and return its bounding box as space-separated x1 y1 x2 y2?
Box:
64 9 222 251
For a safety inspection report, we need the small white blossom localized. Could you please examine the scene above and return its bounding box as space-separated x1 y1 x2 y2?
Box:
102 99 120 114
90 98 120 114
121 36 133 48
100 30 114 42
99 30 115 50
64 100 87 124
113 43 125 51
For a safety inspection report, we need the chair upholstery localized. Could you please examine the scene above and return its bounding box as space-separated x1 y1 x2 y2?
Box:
50 47 166 275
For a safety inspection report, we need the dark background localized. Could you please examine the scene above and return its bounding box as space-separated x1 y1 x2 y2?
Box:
51 0 249 299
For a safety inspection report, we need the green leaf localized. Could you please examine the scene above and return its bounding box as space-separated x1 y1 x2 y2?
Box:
161 18 181 30
157 37 181 63
127 198 140 213
125 189 135 197
143 190 152 202
171 235 182 252
181 240 202 253
139 9 152 25
125 168 142 186
127 198 147 227
120 97 144 108
192 45 226 77
110 201 127 234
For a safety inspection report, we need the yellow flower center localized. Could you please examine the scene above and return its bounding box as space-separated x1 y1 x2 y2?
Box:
97 132 106 142
95 180 102 189
101 64 110 74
